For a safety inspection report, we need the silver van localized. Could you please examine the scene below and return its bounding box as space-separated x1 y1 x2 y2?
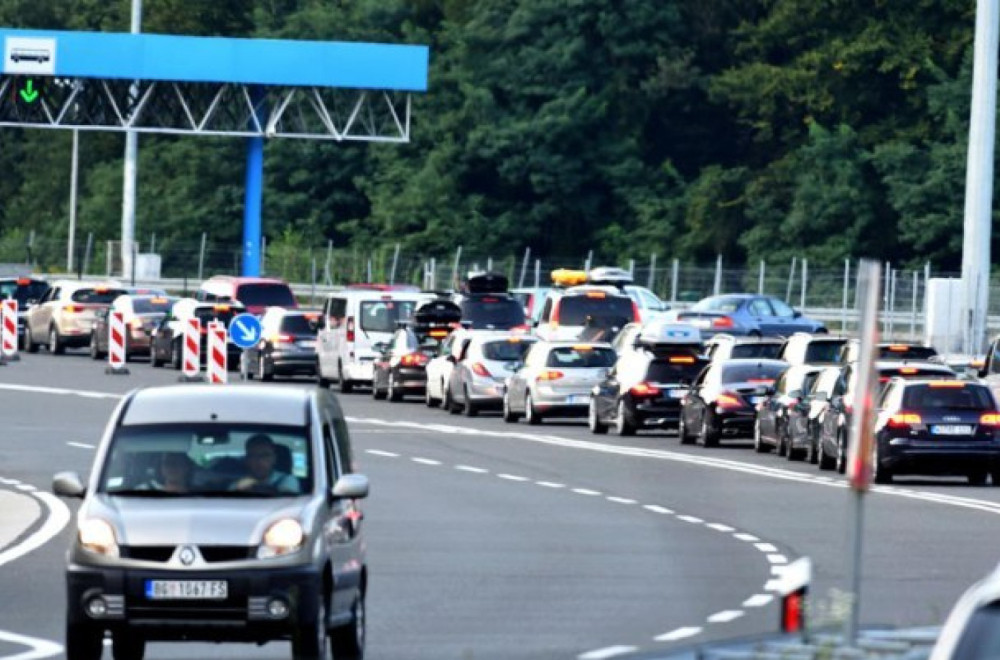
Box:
53 384 369 660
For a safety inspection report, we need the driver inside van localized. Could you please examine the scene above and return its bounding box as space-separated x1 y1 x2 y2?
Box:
230 434 300 494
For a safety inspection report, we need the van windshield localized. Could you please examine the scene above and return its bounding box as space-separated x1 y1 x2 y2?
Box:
238 283 297 308
99 423 312 497
360 300 419 333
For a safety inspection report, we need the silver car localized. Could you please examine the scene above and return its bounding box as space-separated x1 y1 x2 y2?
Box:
445 333 537 416
503 341 617 425
53 384 369 660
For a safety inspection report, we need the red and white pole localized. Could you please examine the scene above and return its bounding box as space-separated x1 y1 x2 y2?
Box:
182 317 202 380
1 299 18 361
207 321 227 384
106 310 128 373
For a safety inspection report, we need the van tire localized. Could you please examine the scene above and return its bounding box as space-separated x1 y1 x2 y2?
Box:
112 633 145 660
339 364 354 394
65 623 103 660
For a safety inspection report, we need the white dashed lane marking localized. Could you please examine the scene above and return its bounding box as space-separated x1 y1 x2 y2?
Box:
734 533 760 542
498 474 529 482
536 481 565 489
455 465 489 474
707 523 735 532
572 488 602 496
654 627 703 642
677 515 703 524
707 610 744 624
767 554 788 565
411 457 441 466
743 594 774 608
577 646 638 660
643 505 674 515
365 449 399 458
606 496 637 505
754 542 778 552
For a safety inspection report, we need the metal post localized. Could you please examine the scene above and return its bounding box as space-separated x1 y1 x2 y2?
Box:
242 130 265 276
452 246 462 289
67 128 79 272
486 256 493 272
197 232 207 281
889 269 898 339
82 233 93 276
713 255 722 296
367 257 373 284
786 258 797 303
430 257 437 291
120 0 143 280
584 250 593 273
149 232 156 255
518 247 530 288
800 258 808 310
131 240 137 286
962 0 999 354
311 257 317 304
758 260 765 295
628 259 635 278
842 259 850 334
534 259 540 288
648 254 657 290
911 270 919 341
389 244 401 284
670 259 679 304
883 261 891 336
323 240 333 285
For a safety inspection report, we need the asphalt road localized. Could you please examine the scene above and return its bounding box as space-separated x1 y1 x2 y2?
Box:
1 350 999 660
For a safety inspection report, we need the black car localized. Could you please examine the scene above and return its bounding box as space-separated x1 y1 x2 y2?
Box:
679 359 787 447
246 309 321 381
817 360 957 474
754 364 824 457
590 349 708 436
372 299 461 401
873 378 1000 485
150 301 245 370
0 277 49 349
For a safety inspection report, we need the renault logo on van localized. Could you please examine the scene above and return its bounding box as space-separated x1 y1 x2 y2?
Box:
178 546 196 566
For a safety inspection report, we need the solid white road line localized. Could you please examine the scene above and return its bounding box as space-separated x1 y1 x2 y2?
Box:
577 646 639 660
0 629 63 660
456 465 489 474
67 442 95 450
707 610 744 624
742 594 774 608
643 505 674 515
411 457 441 466
0 491 70 570
654 626 703 642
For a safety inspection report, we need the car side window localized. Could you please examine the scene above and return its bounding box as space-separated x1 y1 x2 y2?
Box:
326 298 346 329
771 299 796 318
750 299 772 317
45 287 59 303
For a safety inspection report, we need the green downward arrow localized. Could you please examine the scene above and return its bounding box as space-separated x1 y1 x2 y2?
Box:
19 79 38 103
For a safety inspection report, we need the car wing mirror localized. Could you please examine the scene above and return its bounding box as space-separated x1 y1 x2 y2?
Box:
52 471 86 498
331 474 369 500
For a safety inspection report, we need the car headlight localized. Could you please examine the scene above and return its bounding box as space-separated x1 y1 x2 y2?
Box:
258 519 304 559
79 519 119 558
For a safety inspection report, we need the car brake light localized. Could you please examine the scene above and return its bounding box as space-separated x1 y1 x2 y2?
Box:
346 317 355 343
878 376 890 383
713 316 735 329
95 286 109 293
980 413 1000 425
510 324 531 334
214 304 231 313
428 329 449 339
401 353 429 367
899 367 918 375
630 382 660 397
888 344 909 352
888 412 922 427
64 305 83 314
585 291 606 299
631 300 641 322
471 362 492 377
572 344 594 351
506 336 522 343
537 370 564 382
16 278 30 285
669 356 695 364
748 378 774 385
716 392 743 408
275 333 295 344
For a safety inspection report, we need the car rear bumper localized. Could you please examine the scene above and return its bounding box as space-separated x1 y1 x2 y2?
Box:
66 562 323 642
343 359 375 384
716 410 757 436
392 367 428 391
631 400 684 428
270 353 318 375
882 438 1000 474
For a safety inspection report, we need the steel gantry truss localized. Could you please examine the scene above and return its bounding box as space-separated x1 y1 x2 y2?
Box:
0 76 413 142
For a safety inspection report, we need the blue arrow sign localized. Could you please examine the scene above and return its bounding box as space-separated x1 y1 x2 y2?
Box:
229 313 262 350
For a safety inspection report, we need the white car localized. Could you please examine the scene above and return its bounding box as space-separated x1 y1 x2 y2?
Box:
623 285 672 323
24 280 126 354
316 290 433 392
931 562 1000 659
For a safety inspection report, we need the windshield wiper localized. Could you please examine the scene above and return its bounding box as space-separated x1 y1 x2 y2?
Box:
106 489 188 498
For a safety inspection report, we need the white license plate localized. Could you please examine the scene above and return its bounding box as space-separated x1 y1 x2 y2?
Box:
145 580 228 600
298 340 316 349
668 390 686 399
931 425 974 436
566 394 587 404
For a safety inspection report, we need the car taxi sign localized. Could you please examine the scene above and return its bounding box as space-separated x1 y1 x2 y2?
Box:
228 313 262 350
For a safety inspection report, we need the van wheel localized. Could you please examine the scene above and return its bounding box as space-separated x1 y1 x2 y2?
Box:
698 411 719 447
678 416 695 445
818 438 835 470
65 623 103 660
292 592 330 660
339 364 354 394
150 345 162 368
753 421 768 453
425 384 440 408
372 377 387 401
330 593 366 660
112 633 145 660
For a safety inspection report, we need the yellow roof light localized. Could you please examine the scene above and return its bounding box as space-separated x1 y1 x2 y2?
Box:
551 269 587 287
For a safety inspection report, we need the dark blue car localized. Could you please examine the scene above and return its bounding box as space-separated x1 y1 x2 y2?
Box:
677 294 826 338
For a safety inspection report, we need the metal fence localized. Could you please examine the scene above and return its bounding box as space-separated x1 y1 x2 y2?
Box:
3 235 986 340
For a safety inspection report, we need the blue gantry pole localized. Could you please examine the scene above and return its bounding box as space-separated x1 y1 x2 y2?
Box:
242 135 264 277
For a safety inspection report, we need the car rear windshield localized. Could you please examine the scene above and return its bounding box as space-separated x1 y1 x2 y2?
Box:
557 295 634 326
132 298 174 314
482 339 535 361
880 367 954 381
281 315 320 336
461 297 526 329
731 343 782 359
879 345 938 360
360 300 419 333
546 346 617 368
690 296 742 313
99 423 312 497
902 384 994 410
646 359 705 383
237 283 297 308
804 341 847 363
0 280 48 305
72 288 128 304
722 362 786 384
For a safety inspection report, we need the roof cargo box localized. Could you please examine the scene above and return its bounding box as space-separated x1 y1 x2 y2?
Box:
463 271 509 295
414 299 462 326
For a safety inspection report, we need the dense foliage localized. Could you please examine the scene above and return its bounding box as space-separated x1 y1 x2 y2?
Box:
0 0 986 270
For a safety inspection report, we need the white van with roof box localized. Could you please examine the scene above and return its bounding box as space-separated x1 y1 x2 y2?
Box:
316 290 432 392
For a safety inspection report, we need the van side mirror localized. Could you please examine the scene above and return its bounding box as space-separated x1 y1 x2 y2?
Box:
331 474 369 500
53 471 86 498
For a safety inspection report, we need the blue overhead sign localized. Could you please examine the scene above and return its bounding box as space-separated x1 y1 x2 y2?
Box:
0 28 429 92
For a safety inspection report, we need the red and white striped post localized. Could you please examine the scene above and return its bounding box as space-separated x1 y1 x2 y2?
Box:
206 321 227 384
1 299 18 362
181 317 202 381
105 310 129 375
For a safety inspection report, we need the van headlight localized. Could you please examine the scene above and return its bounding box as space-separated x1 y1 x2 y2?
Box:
258 519 304 559
79 519 119 558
